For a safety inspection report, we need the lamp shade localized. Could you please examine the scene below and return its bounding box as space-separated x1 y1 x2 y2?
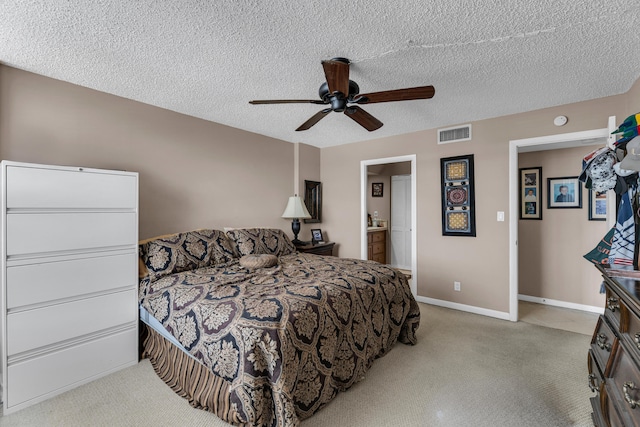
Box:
282 196 311 219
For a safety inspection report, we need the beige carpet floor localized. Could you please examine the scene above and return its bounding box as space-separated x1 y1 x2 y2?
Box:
0 303 594 427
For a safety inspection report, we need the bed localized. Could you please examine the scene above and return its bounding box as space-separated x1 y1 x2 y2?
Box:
138 228 420 427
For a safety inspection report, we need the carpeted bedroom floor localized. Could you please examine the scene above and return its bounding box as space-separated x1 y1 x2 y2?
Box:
0 303 595 427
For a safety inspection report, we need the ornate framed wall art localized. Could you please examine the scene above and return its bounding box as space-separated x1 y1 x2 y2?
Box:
440 154 476 236
519 167 542 220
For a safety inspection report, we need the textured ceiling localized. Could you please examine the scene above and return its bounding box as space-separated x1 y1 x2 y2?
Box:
1 1 640 148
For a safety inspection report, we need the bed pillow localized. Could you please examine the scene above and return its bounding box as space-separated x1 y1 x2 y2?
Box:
239 254 279 269
226 228 296 257
139 229 236 281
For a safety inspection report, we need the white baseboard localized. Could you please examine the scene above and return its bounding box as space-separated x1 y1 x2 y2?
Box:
518 294 604 314
415 295 511 321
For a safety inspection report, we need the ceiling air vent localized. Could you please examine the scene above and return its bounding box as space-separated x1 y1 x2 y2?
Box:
438 124 472 144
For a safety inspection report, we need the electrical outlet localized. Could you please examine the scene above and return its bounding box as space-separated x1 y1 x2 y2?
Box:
454 281 461 291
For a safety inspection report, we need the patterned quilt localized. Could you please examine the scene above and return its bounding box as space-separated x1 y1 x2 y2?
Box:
139 250 420 426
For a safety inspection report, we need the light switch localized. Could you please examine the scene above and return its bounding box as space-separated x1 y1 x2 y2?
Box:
497 211 505 222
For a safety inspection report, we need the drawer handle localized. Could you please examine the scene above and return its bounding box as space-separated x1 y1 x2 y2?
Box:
624 382 640 409
607 297 620 312
588 374 598 393
596 333 612 352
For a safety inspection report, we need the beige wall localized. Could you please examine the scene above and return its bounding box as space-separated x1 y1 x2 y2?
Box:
297 142 321 242
519 147 608 308
321 90 633 314
0 65 298 240
2 63 638 315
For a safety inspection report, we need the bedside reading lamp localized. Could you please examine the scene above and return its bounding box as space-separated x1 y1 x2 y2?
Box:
282 195 311 245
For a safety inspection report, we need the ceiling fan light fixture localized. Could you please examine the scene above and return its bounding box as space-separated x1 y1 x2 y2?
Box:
249 57 435 131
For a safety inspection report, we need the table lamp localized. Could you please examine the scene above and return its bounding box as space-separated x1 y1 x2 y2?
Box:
282 195 311 245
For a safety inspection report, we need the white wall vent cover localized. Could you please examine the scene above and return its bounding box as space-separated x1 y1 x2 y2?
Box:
437 124 472 144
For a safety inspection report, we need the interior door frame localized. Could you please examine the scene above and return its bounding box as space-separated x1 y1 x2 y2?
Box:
508 125 614 322
361 155 417 297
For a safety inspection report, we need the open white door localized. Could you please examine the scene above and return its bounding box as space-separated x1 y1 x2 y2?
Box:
390 175 411 269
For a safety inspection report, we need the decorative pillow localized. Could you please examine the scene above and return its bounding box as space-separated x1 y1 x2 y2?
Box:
239 254 278 269
226 228 296 257
139 229 236 281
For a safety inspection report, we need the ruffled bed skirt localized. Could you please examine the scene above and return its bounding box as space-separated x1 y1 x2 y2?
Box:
142 324 247 426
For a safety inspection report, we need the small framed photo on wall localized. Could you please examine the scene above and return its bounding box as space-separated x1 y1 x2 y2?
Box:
519 167 542 220
547 176 582 209
372 182 383 197
589 190 607 221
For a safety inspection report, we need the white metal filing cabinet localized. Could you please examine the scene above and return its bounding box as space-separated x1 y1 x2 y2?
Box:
1 161 139 414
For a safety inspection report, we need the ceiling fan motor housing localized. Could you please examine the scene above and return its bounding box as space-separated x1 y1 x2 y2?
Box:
318 80 360 112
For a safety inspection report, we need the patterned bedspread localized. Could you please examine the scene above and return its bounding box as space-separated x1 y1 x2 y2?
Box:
139 252 420 426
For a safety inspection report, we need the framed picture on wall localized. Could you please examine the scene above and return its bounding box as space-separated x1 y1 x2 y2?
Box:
519 167 542 220
547 176 582 209
589 190 607 221
372 182 383 197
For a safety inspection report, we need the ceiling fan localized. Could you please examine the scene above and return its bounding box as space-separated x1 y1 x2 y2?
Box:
249 57 435 132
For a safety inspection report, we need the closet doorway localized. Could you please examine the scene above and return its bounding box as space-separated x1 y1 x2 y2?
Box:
508 125 614 322
361 155 417 296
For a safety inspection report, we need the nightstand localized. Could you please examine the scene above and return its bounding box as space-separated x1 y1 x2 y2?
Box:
295 241 335 256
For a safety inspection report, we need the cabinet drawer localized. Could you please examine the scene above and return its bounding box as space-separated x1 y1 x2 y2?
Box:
7 289 137 356
592 316 617 374
7 252 136 309
6 212 136 256
608 345 640 425
5 165 137 209
605 284 623 330
371 242 385 255
372 254 386 264
371 231 385 243
604 385 628 427
6 326 137 411
589 349 605 394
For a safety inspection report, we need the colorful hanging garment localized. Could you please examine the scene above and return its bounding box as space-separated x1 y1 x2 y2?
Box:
609 189 636 266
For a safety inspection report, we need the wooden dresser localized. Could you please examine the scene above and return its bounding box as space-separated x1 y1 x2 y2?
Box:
367 229 386 264
589 265 640 426
1 161 139 414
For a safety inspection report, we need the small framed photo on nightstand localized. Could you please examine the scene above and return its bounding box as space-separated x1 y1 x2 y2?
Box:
311 229 324 243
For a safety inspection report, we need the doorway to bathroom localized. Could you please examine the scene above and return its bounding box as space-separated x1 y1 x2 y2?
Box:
361 155 417 296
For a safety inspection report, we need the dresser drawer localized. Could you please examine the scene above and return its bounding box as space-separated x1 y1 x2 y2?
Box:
608 345 640 426
7 289 137 356
592 316 617 374
605 284 623 330
589 349 605 394
5 165 137 209
6 326 137 410
6 212 136 256
6 252 136 309
604 385 629 427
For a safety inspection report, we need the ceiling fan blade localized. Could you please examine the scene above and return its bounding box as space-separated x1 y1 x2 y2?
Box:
354 85 435 104
322 59 350 96
296 108 332 131
250 99 326 105
344 106 383 131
